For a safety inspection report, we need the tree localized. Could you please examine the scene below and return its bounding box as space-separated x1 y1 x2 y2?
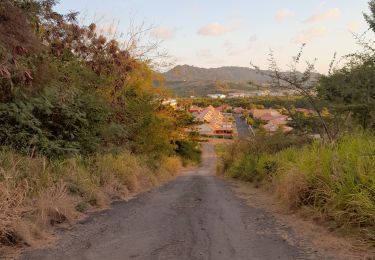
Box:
364 0 375 33
251 45 333 141
318 53 375 130
0 0 187 160
317 0 375 130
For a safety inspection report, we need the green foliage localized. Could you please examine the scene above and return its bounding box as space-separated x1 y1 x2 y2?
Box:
227 154 260 182
0 88 110 157
188 96 312 110
175 140 201 166
287 111 324 134
275 133 375 241
318 54 375 130
0 0 195 162
218 133 375 244
364 0 375 33
217 133 310 179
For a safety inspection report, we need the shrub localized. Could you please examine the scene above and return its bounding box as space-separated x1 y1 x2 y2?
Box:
227 154 260 182
0 88 110 157
175 140 202 166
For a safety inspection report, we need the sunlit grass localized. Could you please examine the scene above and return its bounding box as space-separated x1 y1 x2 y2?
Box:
0 149 181 247
218 132 375 245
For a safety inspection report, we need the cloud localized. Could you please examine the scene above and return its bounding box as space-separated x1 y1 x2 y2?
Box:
293 26 328 43
249 34 258 42
304 8 340 23
223 41 239 56
198 22 238 36
317 2 327 9
223 41 236 51
150 27 176 40
347 21 360 32
245 34 259 50
223 35 258 56
196 49 214 59
275 8 294 21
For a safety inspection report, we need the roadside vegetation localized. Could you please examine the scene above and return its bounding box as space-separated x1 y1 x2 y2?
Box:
0 0 200 252
217 133 375 246
218 1 375 249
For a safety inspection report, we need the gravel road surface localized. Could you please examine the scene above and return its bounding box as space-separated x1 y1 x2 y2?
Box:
234 114 251 139
21 143 320 260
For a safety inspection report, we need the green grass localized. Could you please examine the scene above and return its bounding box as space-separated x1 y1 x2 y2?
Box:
218 132 375 246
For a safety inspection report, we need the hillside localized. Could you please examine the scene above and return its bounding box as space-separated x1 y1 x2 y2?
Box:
164 65 270 82
163 65 272 97
163 65 321 97
164 80 259 97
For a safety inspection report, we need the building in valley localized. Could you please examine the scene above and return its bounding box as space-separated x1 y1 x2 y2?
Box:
207 94 226 99
195 106 234 138
249 108 292 133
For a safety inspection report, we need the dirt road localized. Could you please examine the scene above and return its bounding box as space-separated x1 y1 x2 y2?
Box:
234 114 251 139
21 143 321 260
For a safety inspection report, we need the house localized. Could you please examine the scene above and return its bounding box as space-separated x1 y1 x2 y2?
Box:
195 106 224 122
228 93 246 98
207 94 226 99
195 105 234 138
250 109 282 119
268 116 288 125
189 105 202 113
263 121 292 133
233 107 245 114
197 123 233 137
249 108 292 133
162 99 177 108
215 104 232 113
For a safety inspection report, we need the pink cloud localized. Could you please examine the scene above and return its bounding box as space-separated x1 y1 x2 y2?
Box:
275 8 294 21
293 26 328 43
151 27 176 40
304 8 340 23
198 22 239 36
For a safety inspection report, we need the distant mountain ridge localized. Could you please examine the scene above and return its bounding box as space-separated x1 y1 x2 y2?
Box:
163 65 271 83
162 65 320 97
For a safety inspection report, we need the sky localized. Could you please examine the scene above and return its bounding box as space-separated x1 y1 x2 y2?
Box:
55 1 371 73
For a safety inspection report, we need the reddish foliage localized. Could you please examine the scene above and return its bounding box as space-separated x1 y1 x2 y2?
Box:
0 1 41 53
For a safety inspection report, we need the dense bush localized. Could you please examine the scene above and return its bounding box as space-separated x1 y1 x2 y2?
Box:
0 88 110 157
175 140 201 166
0 0 191 161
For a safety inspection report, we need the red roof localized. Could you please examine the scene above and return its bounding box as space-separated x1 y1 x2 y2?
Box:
296 108 315 114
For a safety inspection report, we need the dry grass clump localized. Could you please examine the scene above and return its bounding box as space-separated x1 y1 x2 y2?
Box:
0 148 181 250
274 169 310 210
219 132 375 246
34 182 80 226
0 182 26 246
95 152 145 193
156 157 182 180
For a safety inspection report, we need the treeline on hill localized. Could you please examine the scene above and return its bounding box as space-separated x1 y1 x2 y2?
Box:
0 0 200 250
218 2 375 250
187 96 313 110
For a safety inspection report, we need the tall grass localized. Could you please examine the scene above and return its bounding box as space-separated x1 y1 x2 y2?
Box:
218 132 375 245
0 149 181 248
